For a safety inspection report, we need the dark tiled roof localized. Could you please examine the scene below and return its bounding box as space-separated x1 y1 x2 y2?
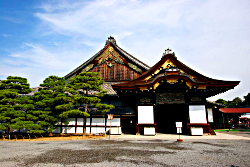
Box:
101 82 124 96
87 82 124 96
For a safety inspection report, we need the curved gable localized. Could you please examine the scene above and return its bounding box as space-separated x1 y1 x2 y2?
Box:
64 37 150 82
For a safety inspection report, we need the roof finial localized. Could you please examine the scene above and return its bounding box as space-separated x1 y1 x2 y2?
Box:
108 36 114 40
162 48 176 59
165 48 172 54
106 36 116 45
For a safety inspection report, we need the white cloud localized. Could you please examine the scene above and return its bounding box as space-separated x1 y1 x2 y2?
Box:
116 32 134 40
8 54 24 58
1 34 11 37
1 41 96 87
1 0 250 101
0 16 23 24
34 0 190 38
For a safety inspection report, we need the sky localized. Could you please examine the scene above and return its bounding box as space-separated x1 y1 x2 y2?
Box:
0 0 249 102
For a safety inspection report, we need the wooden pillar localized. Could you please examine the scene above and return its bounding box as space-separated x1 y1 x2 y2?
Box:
153 104 157 134
136 106 140 135
83 117 86 135
222 113 225 129
90 114 92 134
105 114 107 132
187 104 190 135
120 114 123 134
60 118 63 133
136 124 140 135
75 117 77 134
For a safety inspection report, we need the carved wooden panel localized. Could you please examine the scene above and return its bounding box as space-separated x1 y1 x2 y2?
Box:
156 93 185 104
90 62 141 81
188 96 205 104
190 97 202 102
77 45 144 82
138 96 154 105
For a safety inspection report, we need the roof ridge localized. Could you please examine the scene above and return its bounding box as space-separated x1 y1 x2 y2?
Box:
64 45 107 78
115 45 150 69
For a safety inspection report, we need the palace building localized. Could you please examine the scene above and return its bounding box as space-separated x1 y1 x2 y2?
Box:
62 36 240 136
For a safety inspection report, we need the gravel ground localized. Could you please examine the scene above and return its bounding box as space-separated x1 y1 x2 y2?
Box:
0 137 250 167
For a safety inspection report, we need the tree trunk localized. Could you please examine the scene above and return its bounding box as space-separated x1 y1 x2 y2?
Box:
85 104 88 112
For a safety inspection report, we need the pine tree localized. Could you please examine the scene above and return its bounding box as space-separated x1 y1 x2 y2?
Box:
32 76 72 135
215 98 227 106
63 72 114 117
0 76 38 136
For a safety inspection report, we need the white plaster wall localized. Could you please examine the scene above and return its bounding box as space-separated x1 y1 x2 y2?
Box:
207 108 214 122
76 127 83 133
138 106 154 124
90 127 106 134
62 127 75 133
106 127 121 134
191 127 203 135
86 127 90 134
107 118 120 126
86 118 91 126
91 118 105 126
144 127 155 135
189 105 207 124
77 118 84 125
63 118 76 125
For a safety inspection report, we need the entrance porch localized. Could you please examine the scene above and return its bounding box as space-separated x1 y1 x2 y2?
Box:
156 104 188 134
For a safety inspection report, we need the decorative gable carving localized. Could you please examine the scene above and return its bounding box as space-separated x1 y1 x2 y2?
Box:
64 37 150 82
86 45 144 81
145 59 187 81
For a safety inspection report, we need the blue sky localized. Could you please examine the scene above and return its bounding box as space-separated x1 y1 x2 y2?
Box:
0 0 250 102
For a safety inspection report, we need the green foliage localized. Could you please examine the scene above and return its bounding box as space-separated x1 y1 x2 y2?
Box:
10 120 38 131
67 72 104 95
29 130 44 134
32 75 70 132
40 75 66 92
71 96 101 105
0 73 115 136
59 109 90 119
92 103 115 115
67 72 114 115
216 97 243 108
243 93 250 105
0 76 34 133
215 98 227 106
227 97 242 107
0 76 32 94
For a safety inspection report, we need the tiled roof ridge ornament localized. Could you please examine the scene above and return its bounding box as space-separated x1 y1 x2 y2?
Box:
162 48 176 59
106 36 116 45
165 48 172 54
